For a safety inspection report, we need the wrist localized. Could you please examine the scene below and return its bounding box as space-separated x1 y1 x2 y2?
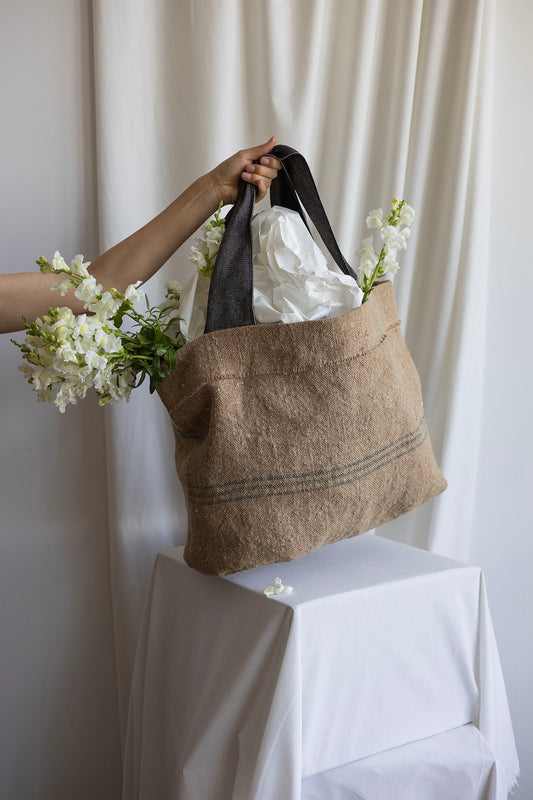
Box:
198 170 226 214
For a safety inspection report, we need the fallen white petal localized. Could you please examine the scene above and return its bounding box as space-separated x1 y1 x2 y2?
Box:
264 577 294 598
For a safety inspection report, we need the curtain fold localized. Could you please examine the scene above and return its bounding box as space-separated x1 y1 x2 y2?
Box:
92 0 494 742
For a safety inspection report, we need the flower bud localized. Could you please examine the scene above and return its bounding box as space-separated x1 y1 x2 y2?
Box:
37 256 54 274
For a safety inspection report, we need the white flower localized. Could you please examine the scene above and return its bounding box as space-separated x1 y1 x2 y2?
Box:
366 208 383 229
84 349 108 372
30 365 52 391
51 278 75 296
189 244 209 272
188 204 226 278
74 275 102 305
164 280 182 315
36 386 59 405
165 279 182 297
88 291 122 321
399 204 415 226
379 225 409 250
264 577 294 598
358 259 376 281
72 314 102 344
18 363 34 381
56 342 78 363
54 381 80 413
124 281 145 306
72 317 120 355
92 363 114 393
57 307 75 324
205 225 225 259
89 326 123 354
107 371 134 402
52 251 70 274
71 313 89 339
70 254 91 278
50 309 75 339
382 245 398 263
357 236 378 260
356 236 378 280
382 246 400 275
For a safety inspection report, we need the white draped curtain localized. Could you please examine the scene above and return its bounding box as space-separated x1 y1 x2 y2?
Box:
92 0 494 740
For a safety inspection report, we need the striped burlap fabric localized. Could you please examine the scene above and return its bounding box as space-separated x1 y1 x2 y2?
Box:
158 146 446 575
158 279 446 575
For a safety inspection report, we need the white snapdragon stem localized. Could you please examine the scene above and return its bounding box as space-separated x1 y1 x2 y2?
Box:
356 198 415 302
188 201 226 278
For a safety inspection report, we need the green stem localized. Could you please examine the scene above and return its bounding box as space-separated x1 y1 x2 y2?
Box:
120 354 153 362
362 247 386 303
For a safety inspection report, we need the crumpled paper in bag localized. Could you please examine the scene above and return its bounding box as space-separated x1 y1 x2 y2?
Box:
178 205 363 342
252 206 363 324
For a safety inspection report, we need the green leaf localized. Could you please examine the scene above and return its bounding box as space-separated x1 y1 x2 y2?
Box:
135 371 147 388
166 347 177 373
112 303 128 328
149 372 160 393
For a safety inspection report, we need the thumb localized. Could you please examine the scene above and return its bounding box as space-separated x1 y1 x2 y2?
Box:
243 136 277 161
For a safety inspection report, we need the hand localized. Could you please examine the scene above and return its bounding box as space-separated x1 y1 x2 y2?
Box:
208 136 282 205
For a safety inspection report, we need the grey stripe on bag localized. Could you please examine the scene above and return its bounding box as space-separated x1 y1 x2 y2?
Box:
186 417 428 506
188 416 426 491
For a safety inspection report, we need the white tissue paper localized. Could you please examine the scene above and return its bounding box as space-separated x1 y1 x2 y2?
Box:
177 269 212 342
252 206 363 323
178 206 363 342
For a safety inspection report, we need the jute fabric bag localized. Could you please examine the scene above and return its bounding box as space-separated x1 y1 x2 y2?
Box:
158 146 446 575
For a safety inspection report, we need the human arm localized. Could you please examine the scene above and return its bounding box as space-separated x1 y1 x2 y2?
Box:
1 137 281 334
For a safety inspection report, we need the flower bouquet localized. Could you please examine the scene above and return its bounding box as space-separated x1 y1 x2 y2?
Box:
12 254 184 412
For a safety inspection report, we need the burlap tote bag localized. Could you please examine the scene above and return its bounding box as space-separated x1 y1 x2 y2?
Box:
158 145 447 575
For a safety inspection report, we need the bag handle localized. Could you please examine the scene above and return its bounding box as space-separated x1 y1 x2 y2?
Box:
204 145 356 333
269 145 356 279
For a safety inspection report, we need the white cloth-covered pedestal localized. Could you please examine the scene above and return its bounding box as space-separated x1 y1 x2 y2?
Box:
302 724 506 800
122 534 518 800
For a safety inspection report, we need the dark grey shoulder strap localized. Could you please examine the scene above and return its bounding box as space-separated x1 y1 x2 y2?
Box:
269 145 356 280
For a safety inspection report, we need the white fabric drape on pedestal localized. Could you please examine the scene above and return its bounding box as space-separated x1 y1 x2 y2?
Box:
92 0 494 739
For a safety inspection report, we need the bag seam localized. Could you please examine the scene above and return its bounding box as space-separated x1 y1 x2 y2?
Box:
172 318 401 409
